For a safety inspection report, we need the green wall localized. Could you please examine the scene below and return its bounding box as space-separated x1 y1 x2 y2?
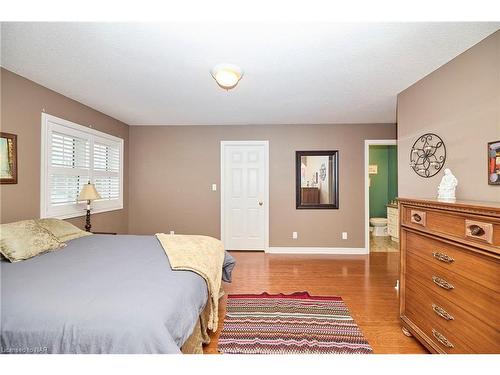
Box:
369 145 398 218
387 146 398 204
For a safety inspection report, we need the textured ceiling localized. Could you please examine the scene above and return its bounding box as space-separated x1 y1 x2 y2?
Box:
1 22 499 125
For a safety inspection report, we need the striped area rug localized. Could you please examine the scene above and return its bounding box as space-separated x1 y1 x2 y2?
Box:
217 292 372 354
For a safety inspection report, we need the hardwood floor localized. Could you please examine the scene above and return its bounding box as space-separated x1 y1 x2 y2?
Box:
204 250 428 354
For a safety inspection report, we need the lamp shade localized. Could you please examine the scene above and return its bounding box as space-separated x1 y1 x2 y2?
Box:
78 183 101 201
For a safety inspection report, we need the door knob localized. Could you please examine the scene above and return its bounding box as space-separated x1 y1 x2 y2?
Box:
259 201 263 206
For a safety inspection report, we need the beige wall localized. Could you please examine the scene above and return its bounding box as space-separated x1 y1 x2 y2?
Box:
0 66 396 246
0 68 130 233
129 123 396 248
397 31 500 202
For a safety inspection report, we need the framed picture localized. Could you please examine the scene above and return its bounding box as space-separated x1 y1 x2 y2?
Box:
488 140 500 185
0 132 17 184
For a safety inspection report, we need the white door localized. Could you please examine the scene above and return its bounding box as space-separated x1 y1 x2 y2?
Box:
221 141 269 251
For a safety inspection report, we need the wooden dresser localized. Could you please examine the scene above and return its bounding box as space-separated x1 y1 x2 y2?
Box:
399 198 500 353
301 187 320 204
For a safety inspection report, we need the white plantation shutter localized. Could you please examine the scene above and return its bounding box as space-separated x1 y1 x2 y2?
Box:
95 176 120 200
50 175 89 206
41 114 123 219
92 138 121 206
93 142 120 172
51 132 90 169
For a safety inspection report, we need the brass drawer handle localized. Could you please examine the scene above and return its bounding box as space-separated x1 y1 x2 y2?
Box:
412 213 422 222
410 210 426 226
432 304 454 321
465 220 493 244
432 252 455 264
468 224 485 237
432 329 454 348
432 276 454 290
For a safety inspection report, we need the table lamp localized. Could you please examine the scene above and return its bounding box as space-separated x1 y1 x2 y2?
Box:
78 182 101 232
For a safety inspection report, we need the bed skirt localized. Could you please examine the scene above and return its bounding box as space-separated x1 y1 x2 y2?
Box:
181 287 224 354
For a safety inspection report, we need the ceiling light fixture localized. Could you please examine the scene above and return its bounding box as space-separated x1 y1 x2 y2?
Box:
211 63 243 90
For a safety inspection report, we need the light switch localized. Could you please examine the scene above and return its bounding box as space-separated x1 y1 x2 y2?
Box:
212 184 217 191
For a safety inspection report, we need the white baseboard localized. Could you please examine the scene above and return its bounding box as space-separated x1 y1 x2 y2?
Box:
266 247 368 255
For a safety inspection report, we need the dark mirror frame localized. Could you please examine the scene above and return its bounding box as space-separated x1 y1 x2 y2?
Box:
296 150 339 209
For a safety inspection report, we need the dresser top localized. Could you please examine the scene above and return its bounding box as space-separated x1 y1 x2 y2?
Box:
398 197 500 214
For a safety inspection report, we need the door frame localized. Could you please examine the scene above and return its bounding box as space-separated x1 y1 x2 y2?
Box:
220 140 270 251
364 139 397 252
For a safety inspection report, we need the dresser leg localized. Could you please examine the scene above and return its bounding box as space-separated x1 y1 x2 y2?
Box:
401 327 413 337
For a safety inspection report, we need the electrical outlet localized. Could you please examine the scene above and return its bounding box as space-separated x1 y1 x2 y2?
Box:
170 230 175 235
292 232 298 239
342 232 348 240
212 184 217 191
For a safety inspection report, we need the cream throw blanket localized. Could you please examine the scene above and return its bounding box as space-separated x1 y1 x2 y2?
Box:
155 233 225 331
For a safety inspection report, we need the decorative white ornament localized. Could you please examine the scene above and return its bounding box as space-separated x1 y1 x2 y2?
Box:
437 168 458 200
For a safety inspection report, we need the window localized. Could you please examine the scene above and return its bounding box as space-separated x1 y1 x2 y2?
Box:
41 113 124 219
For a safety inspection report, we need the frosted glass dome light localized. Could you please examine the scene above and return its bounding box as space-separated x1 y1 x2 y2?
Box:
211 64 243 90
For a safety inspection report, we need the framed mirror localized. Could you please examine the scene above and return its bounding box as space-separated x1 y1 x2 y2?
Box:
296 150 339 209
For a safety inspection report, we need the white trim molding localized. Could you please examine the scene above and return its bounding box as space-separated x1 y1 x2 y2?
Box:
220 140 270 252
364 139 397 253
267 247 368 255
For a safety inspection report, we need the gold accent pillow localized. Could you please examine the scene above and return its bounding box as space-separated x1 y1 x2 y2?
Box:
0 219 66 262
36 218 92 242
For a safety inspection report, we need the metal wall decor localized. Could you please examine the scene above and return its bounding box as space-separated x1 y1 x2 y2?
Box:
319 163 327 181
409 133 446 178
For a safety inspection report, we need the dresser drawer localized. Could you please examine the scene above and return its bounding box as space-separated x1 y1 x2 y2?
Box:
405 275 500 353
406 253 500 329
405 231 499 291
401 205 500 251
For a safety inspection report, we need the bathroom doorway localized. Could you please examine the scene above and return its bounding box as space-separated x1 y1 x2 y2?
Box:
364 140 398 253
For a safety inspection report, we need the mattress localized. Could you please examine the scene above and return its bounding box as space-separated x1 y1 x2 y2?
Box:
0 234 234 354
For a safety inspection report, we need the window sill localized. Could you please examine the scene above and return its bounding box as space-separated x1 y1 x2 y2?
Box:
42 205 124 220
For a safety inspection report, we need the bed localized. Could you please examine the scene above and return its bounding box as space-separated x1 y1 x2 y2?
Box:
0 234 235 354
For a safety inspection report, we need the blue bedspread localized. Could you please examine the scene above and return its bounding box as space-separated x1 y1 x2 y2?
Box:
0 234 235 354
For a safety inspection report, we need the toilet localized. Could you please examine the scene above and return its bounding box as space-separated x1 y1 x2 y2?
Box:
370 217 388 236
